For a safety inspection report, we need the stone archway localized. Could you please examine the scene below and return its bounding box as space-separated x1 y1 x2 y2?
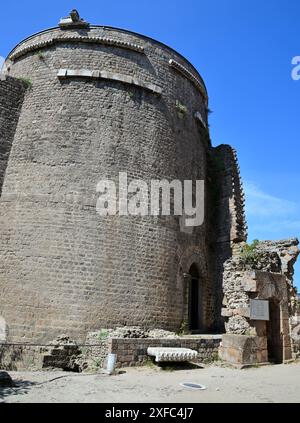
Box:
177 246 214 333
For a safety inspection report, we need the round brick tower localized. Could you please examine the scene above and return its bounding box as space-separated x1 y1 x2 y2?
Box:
0 12 215 342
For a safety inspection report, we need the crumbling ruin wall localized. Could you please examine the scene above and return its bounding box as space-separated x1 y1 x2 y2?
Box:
212 145 247 245
109 336 221 367
0 344 43 371
219 238 299 364
0 329 222 371
209 144 247 330
221 238 299 331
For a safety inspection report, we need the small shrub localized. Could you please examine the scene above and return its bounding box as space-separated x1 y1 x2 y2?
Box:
97 329 109 340
203 352 219 364
92 358 102 369
143 357 156 369
240 239 260 267
35 50 45 60
175 100 188 115
176 320 190 336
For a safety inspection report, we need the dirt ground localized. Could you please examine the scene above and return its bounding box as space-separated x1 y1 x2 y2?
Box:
1 362 300 403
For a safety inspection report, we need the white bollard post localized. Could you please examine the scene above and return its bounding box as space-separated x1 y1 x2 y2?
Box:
106 353 117 375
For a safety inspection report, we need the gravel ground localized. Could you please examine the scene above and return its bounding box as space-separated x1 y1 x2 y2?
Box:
1 362 300 403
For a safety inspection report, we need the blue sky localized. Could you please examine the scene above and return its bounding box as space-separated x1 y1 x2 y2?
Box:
1 0 299 288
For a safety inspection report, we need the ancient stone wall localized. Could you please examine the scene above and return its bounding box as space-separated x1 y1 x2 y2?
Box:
211 145 247 245
219 239 299 365
0 25 214 343
0 335 221 370
110 336 221 367
209 144 247 330
291 315 300 358
0 76 27 193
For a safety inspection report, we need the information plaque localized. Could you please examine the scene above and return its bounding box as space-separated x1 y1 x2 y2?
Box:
250 299 269 321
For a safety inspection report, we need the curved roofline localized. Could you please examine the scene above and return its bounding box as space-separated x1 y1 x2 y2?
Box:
6 24 208 96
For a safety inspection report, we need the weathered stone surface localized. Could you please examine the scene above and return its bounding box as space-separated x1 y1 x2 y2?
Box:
241 275 258 292
147 329 179 339
219 334 268 365
225 315 250 335
0 316 7 342
87 326 179 341
221 308 233 317
0 76 27 194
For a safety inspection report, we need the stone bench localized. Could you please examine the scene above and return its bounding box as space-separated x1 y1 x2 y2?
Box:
147 347 198 363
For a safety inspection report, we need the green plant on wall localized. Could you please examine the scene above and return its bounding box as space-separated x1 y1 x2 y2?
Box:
92 357 102 369
97 329 109 340
175 100 188 117
176 320 190 336
240 239 260 266
35 50 45 60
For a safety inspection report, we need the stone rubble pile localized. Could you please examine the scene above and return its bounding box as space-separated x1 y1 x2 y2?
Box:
91 326 179 339
40 335 87 372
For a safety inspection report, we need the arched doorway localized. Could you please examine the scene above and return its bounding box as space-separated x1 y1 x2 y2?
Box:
188 264 201 332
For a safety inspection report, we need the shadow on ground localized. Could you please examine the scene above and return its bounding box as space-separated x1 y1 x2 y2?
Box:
158 362 204 371
0 379 39 402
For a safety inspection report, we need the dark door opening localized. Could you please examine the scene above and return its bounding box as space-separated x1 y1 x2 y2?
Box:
266 299 283 364
190 277 199 330
188 264 200 331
